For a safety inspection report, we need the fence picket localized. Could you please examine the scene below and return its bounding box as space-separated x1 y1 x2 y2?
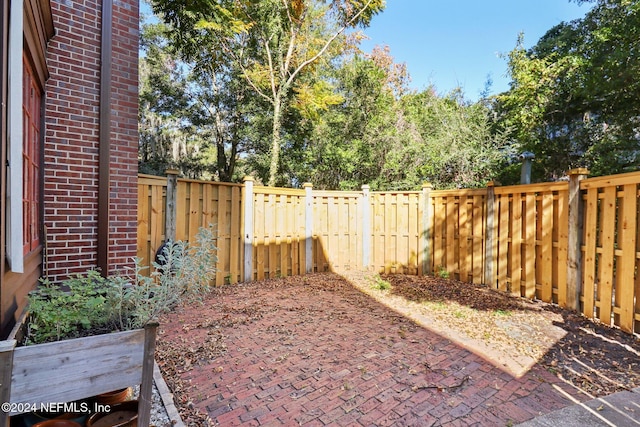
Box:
617 184 637 332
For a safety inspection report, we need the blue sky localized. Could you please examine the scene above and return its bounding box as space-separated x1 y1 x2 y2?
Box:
359 0 593 99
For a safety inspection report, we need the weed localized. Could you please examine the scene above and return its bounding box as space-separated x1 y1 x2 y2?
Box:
494 309 512 317
453 310 466 319
437 266 450 279
370 274 391 291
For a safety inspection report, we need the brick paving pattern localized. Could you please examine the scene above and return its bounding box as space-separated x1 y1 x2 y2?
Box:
158 273 588 426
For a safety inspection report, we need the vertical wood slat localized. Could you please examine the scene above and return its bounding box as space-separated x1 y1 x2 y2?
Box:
215 188 229 285
497 194 509 292
136 183 149 265
556 189 569 306
617 184 636 332
582 188 598 319
540 193 554 302
524 193 536 298
484 183 497 288
445 197 456 277
472 195 484 284
458 197 469 282
229 186 241 283
421 184 433 275
0 340 16 427
567 169 589 311
510 193 522 296
599 186 616 324
137 323 158 427
255 193 265 281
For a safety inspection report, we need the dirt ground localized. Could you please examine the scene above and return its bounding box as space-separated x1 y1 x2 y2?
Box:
156 272 640 425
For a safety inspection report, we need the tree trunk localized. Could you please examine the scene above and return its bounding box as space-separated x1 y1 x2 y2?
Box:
268 96 283 186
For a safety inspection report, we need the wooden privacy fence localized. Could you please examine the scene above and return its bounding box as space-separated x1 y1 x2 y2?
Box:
137 169 640 334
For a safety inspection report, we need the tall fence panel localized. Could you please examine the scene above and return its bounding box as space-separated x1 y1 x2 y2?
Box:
581 171 640 333
137 174 166 272
429 189 486 284
172 179 243 285
251 187 306 281
370 191 422 275
313 191 362 272
492 183 569 303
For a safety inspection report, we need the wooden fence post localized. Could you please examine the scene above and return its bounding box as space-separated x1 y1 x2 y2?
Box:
164 169 180 242
303 183 314 273
0 340 16 427
421 183 433 275
567 168 589 311
484 181 497 287
243 177 255 282
138 322 158 427
361 185 371 270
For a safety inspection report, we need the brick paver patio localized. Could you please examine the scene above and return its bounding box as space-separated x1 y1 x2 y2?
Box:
158 273 589 426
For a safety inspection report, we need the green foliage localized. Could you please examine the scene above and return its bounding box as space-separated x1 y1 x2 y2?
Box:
26 227 218 345
370 274 391 291
496 0 640 181
436 266 450 279
26 270 122 344
151 0 385 186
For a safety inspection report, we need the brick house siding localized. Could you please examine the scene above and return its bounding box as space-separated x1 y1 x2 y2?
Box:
44 0 139 282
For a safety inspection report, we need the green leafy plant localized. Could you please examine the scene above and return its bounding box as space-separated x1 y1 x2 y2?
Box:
370 274 391 291
26 226 217 345
437 266 450 279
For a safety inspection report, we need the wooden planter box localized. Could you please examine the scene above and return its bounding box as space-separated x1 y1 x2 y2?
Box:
0 320 157 427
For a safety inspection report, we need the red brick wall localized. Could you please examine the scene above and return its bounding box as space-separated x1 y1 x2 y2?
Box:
44 0 139 282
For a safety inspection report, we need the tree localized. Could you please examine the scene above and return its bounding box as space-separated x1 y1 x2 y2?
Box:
139 14 254 181
289 49 508 191
496 0 640 180
151 0 385 186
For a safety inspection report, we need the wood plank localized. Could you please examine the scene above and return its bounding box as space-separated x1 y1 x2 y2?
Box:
229 186 241 283
433 197 445 273
523 193 536 298
255 193 265 280
408 193 419 275
384 194 393 274
216 187 229 285
137 183 149 267
138 324 158 427
581 170 640 190
598 186 616 324
188 182 201 241
175 181 187 241
10 330 145 412
556 190 569 306
279 194 288 277
582 189 598 318
0 340 16 423
446 197 457 278
150 184 164 270
458 196 469 282
540 192 554 302
510 192 523 296
616 184 637 332
266 193 277 277
472 195 484 284
498 194 509 292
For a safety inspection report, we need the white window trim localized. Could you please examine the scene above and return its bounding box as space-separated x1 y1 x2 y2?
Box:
6 0 23 273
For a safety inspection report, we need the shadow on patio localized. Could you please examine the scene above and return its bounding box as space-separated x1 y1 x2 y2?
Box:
154 268 639 426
